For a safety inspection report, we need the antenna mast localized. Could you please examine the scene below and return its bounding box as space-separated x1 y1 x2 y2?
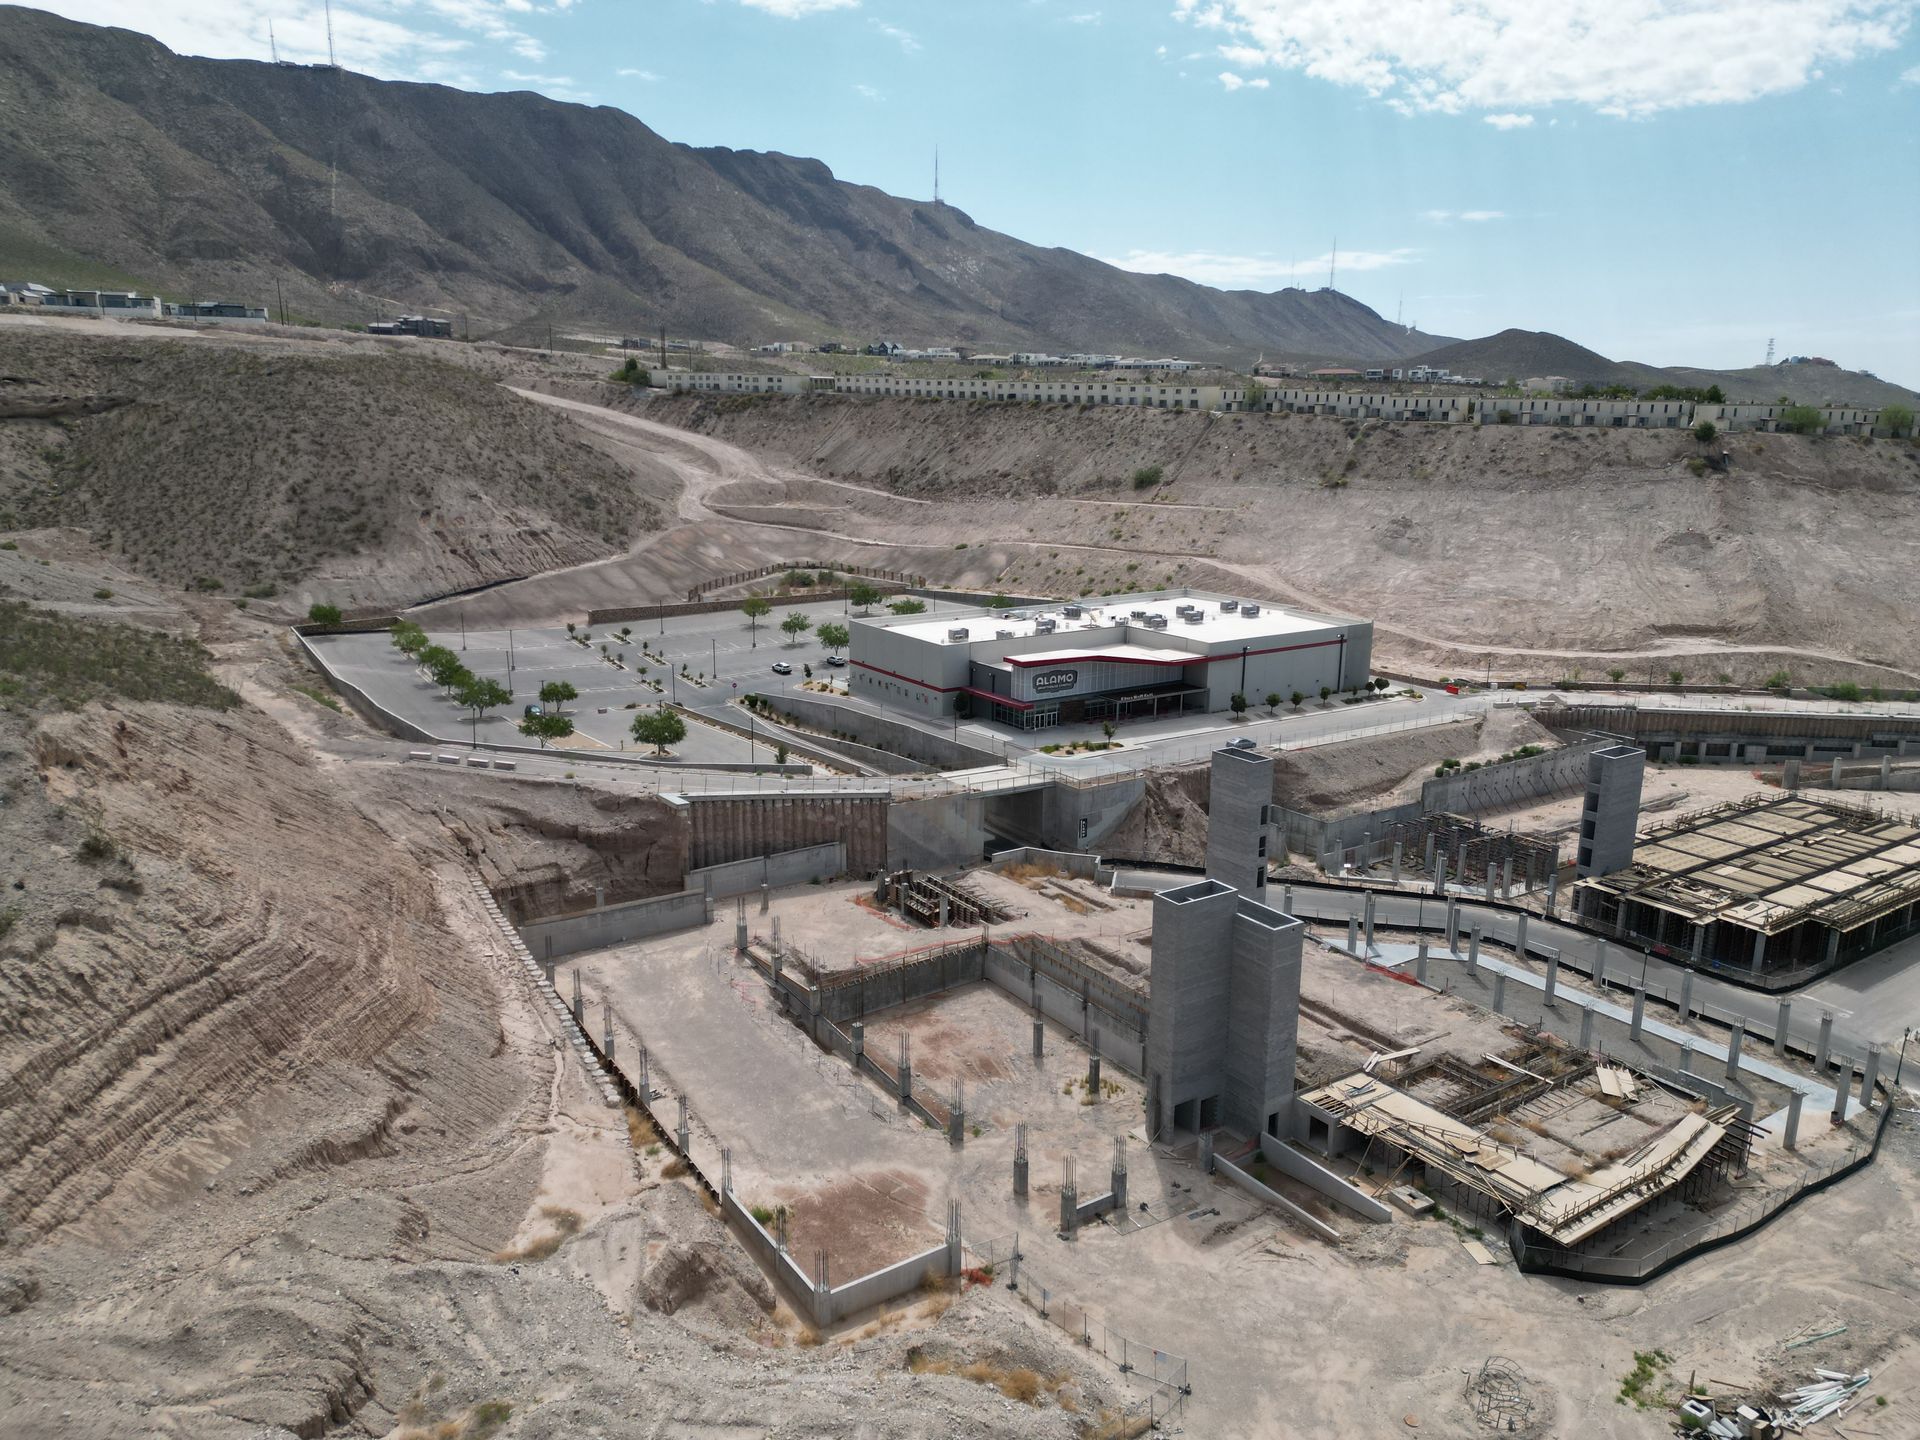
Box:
1765 336 1775 367
1328 239 1337 292
326 0 337 68
933 144 940 204
269 20 279 64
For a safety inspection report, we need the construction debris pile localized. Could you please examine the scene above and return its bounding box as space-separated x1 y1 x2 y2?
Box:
1677 1369 1874 1437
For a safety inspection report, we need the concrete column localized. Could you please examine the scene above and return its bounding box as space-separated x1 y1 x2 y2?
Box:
850 1021 865 1066
1087 1031 1102 1098
1881 755 1893 787
676 1095 690 1155
571 969 583 1025
1484 869 1496 903
1502 856 1514 897
1467 925 1481 976
1678 970 1694 1023
735 916 749 954
1631 985 1647 1042
1784 1090 1804 1151
1347 914 1360 955
1391 840 1403 884
603 1003 616 1063
1691 924 1706 970
1816 1012 1834 1072
1831 1067 1850 1124
1032 1017 1045 1062
1013 1136 1029 1199
1111 1140 1128 1214
1515 913 1529 960
1725 1021 1744 1080
1415 947 1429 986
1435 853 1448 896
1783 757 1801 789
1282 884 1294 915
1679 1041 1695 1073
1861 1046 1882 1109
1592 944 1607 990
1197 1132 1214 1174
937 894 950 929
1060 1181 1078 1238
1446 898 1459 952
1579 1003 1596 1051
1542 948 1560 1008
1363 892 1376 956
760 882 770 914
542 953 555 986
594 885 605 909
1751 930 1768 973
1490 971 1506 1014
1825 929 1841 968
637 1047 651 1102
949 1090 966 1147
1548 869 1559 912
1774 1000 1791 1057
1831 757 1844 787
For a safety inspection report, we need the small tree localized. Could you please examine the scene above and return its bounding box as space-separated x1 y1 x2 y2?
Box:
847 581 882 612
307 602 342 624
1881 403 1914 438
1692 420 1717 445
741 596 772 646
1372 677 1390 693
802 663 813 679
458 675 512 724
987 593 1013 610
1102 720 1117 742
1265 691 1282 714
390 621 428 658
888 598 927 615
1229 692 1248 719
630 707 687 756
816 621 851 654
1607 667 1626 683
519 712 574 748
1290 691 1304 710
1668 669 1685 688
775 742 789 765
539 680 578 714
420 645 466 694
1131 464 1164 489
1318 685 1333 705
1781 404 1824 435
780 610 813 645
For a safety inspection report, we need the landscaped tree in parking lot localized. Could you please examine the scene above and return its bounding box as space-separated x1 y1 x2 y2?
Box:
421 645 468 695
1265 691 1282 714
888 598 926 615
816 621 850 655
847 581 882 612
458 675 512 725
1229 692 1248 718
630 707 687 756
742 595 771 645
539 680 577 714
390 620 428 658
780 611 813 645
1318 685 1332 705
518 712 574 748
1290 691 1304 710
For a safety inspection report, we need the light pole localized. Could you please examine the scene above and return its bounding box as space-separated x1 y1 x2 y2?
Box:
1897 1026 1913 1088
507 628 515 678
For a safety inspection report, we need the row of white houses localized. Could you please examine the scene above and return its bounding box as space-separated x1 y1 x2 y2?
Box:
666 369 1905 435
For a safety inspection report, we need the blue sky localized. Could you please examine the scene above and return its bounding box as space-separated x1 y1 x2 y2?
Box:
38 0 1920 384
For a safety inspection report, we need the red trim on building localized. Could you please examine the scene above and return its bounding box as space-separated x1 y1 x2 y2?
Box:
1001 635 1345 668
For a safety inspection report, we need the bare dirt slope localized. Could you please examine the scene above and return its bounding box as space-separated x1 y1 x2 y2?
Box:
641 393 1920 684
0 565 1105 1438
0 321 674 613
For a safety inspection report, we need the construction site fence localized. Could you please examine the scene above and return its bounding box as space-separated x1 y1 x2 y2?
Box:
591 580 910 628
1008 1263 1190 1427
683 560 922 602
1511 1089 1897 1284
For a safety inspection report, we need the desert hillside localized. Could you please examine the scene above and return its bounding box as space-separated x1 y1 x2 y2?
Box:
643 391 1920 681
0 321 672 610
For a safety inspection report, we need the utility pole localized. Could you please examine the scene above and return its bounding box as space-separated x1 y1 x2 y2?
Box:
274 277 285 327
269 20 279 64
659 324 667 374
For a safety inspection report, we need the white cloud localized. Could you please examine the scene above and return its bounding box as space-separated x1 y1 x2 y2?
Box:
1483 112 1533 128
1420 208 1507 223
1459 208 1505 221
500 68 591 100
1067 11 1103 23
1900 62 1920 84
1100 247 1420 287
852 81 883 100
738 0 858 15
618 67 661 80
871 20 919 51
1172 0 1913 118
1218 71 1269 90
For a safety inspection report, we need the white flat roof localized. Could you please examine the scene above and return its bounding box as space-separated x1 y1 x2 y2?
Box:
873 590 1344 647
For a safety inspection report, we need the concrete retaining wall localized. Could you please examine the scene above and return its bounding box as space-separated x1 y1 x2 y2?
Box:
1258 1134 1395 1222
1212 1154 1341 1242
721 1190 827 1318
983 944 1146 1076
889 793 989 871
691 842 846 899
989 846 1102 878
816 940 987 1022
687 792 889 874
751 691 1003 772
824 1242 954 1323
517 889 709 959
1272 799 1422 859
1418 736 1606 815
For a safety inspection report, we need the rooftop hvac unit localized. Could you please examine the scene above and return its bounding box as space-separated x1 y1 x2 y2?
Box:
1182 611 1204 624
1220 599 1240 613
996 629 1014 639
947 627 970 642
1144 614 1168 629
1063 604 1083 618
1242 603 1261 617
1010 610 1030 620
1035 618 1057 634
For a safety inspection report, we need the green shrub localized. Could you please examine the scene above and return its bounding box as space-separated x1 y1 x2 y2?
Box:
307 602 343 624
1131 464 1164 489
92 588 113 600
